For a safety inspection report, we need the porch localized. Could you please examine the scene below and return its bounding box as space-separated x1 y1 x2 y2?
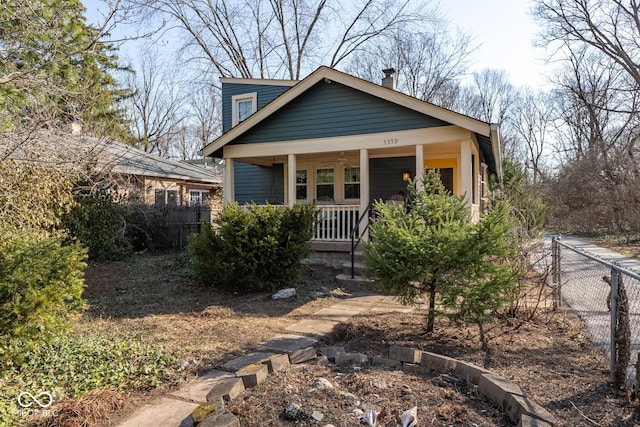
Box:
223 130 489 245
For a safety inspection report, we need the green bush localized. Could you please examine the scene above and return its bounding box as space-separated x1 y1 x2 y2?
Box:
63 188 133 261
0 228 87 366
188 203 316 292
0 160 75 234
0 332 181 426
492 158 546 238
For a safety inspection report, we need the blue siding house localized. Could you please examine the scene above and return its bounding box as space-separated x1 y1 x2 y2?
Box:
203 67 502 245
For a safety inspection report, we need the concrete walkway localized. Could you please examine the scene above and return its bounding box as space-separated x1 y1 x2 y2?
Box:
547 234 640 273
116 293 413 427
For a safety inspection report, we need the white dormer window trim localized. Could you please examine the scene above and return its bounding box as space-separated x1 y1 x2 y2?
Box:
231 92 257 127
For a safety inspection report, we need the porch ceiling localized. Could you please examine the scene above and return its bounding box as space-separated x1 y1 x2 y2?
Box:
234 141 459 167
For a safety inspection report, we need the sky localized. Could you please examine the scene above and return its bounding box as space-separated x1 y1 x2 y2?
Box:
439 0 552 89
83 0 553 90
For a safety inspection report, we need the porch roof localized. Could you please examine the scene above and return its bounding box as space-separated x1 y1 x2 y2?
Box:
203 66 502 177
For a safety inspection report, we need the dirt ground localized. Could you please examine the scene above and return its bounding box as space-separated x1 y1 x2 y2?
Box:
77 252 640 427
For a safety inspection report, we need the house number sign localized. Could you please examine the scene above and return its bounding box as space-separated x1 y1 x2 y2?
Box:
383 138 399 146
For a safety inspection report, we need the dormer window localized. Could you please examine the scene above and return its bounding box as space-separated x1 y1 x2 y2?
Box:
231 92 257 126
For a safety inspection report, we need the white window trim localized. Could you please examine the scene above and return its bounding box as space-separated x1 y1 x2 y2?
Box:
231 92 257 127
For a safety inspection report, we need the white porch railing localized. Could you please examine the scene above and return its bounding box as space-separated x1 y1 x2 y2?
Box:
314 204 360 241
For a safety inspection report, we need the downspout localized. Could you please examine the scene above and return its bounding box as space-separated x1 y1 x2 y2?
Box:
489 123 503 187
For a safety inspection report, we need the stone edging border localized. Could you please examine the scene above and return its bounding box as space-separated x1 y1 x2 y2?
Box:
186 345 556 427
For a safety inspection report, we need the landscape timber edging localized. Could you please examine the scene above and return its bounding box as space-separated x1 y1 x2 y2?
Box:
188 345 556 427
387 345 556 426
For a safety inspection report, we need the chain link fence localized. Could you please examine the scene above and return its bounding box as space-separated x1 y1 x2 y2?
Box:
551 236 640 388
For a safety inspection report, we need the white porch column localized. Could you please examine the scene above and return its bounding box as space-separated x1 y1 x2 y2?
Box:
359 149 369 241
224 158 235 204
460 140 472 204
415 144 424 192
287 154 296 206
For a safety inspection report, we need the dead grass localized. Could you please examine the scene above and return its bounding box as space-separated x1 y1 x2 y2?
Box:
64 251 640 426
29 388 127 427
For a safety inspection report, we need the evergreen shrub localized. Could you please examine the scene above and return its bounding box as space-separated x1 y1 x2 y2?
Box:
188 203 316 292
0 228 87 366
63 189 133 261
365 171 522 333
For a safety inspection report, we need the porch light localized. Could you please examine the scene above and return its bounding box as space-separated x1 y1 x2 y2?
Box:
402 171 411 181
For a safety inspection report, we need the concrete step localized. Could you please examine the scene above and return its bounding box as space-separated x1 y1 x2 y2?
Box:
336 273 375 288
342 261 366 276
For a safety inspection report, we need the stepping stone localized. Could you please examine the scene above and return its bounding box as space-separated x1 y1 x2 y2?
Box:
286 319 339 336
169 370 234 403
117 397 198 427
260 334 318 353
222 352 275 372
370 304 414 313
313 306 362 321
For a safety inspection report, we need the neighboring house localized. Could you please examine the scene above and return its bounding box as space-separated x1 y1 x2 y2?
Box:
102 142 223 209
2 130 223 211
202 66 502 246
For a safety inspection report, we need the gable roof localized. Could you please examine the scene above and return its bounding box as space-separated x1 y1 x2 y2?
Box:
203 66 502 176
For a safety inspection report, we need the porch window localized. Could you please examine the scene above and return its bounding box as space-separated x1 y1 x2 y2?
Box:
296 169 308 200
189 189 209 206
316 168 334 202
155 189 179 206
344 166 360 199
231 92 257 126
427 168 454 194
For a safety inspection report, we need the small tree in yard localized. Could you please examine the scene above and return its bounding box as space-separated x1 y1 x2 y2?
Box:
364 171 522 334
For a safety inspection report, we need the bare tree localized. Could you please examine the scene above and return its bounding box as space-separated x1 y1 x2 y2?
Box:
510 88 554 184
345 26 472 108
535 0 640 91
543 45 640 232
551 48 638 163
124 47 186 157
190 84 222 150
464 69 516 124
137 0 432 79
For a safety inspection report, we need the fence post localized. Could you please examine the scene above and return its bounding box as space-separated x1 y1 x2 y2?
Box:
610 266 619 382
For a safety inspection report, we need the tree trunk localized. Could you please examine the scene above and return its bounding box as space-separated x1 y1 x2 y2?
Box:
426 282 436 333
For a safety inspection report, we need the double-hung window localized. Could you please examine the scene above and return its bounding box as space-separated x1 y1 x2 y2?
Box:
316 168 334 201
189 189 209 206
155 189 179 206
231 92 257 126
296 169 308 200
344 166 360 199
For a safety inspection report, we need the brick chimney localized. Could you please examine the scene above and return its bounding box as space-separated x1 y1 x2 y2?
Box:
382 68 396 90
